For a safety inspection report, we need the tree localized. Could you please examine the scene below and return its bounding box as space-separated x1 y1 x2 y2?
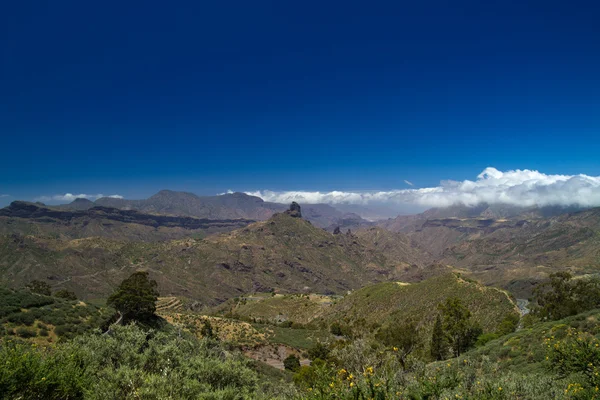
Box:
107 271 159 323
376 319 418 369
25 280 52 296
200 319 216 339
283 355 301 372
307 342 330 362
438 297 481 357
533 272 600 321
54 289 77 301
430 314 447 360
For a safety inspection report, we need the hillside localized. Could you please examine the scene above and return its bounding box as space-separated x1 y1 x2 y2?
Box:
375 205 600 296
212 273 518 339
0 286 111 343
319 273 518 336
0 207 426 304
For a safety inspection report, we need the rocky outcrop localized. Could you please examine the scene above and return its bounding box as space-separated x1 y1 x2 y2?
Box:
285 202 302 218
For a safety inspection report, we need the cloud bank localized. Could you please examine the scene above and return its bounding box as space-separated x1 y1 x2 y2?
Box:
35 193 123 203
246 167 600 209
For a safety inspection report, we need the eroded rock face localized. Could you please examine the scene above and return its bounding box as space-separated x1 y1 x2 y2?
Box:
285 202 302 218
333 226 341 235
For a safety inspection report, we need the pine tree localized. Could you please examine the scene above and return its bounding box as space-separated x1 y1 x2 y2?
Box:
430 314 447 360
439 297 481 357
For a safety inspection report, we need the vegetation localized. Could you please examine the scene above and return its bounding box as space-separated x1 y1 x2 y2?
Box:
438 297 482 357
0 287 109 343
25 280 52 296
107 271 159 323
284 355 301 372
532 271 600 320
0 324 278 400
54 289 77 301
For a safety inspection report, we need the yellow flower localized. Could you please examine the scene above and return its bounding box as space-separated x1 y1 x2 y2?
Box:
393 347 398 352
498 387 502 391
350 382 355 387
329 382 334 388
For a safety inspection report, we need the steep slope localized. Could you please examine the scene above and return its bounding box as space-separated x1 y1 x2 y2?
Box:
0 208 426 304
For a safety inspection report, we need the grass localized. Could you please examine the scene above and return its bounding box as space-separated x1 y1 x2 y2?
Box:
253 324 332 349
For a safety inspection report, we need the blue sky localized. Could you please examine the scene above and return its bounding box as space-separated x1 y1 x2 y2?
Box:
1 0 599 207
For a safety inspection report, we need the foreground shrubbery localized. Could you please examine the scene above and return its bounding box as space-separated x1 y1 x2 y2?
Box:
0 324 284 400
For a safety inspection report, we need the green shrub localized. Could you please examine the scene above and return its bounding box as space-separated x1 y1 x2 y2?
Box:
7 312 36 326
284 355 301 372
0 324 264 399
15 327 37 338
54 289 77 301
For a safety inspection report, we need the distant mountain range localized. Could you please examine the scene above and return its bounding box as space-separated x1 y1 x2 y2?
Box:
0 201 254 241
55 190 372 230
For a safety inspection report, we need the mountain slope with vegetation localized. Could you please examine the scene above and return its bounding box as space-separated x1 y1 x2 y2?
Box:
0 207 427 304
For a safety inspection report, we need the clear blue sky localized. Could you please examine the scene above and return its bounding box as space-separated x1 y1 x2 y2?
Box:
1 0 599 205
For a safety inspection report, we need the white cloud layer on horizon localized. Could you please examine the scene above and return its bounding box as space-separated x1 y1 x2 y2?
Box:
245 167 600 209
35 193 123 203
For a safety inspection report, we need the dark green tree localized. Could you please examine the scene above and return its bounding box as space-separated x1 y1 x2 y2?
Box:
307 342 330 362
283 354 301 372
54 289 77 301
376 319 418 369
330 322 343 336
200 319 215 339
107 271 159 323
430 314 447 360
25 280 52 296
439 297 481 357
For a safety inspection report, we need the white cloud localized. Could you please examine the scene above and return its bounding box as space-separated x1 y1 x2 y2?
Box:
0 194 10 198
245 167 600 209
35 193 123 203
404 180 414 186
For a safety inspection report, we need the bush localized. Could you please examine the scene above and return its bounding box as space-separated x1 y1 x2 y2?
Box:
15 327 37 338
54 289 77 301
7 312 36 326
0 324 264 399
284 355 301 372
25 280 52 296
330 322 343 336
